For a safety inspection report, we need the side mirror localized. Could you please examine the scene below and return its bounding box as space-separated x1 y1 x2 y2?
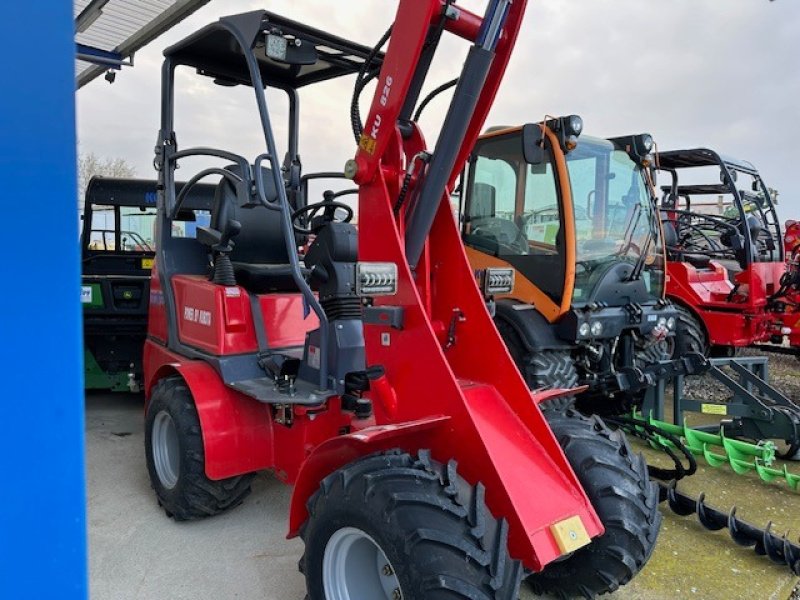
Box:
522 123 545 165
752 180 760 192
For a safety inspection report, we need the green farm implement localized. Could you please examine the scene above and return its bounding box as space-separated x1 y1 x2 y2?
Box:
608 353 800 574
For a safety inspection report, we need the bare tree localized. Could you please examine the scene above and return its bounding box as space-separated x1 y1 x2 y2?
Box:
78 152 136 209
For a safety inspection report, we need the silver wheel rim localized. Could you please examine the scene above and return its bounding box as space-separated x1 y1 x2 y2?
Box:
322 527 402 600
152 410 180 489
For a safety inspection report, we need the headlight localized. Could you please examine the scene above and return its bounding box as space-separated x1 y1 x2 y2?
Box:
356 262 398 296
482 267 514 295
640 133 654 153
590 321 603 337
567 114 583 136
657 317 667 328
666 317 676 330
579 322 591 337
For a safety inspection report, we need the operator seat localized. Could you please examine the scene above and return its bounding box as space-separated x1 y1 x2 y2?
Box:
209 165 299 293
464 182 501 254
661 218 711 269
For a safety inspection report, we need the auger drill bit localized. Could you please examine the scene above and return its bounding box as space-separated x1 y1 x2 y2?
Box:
633 412 800 491
661 482 800 576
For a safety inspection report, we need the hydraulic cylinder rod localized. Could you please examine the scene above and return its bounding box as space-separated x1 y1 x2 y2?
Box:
404 0 511 269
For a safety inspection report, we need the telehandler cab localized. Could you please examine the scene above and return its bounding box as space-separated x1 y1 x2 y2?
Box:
461 118 678 414
141 4 659 598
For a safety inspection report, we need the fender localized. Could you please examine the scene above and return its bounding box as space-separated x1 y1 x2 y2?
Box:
494 298 571 352
143 341 273 480
287 415 450 537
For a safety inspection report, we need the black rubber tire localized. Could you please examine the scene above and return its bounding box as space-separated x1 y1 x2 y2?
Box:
673 305 709 357
300 449 523 600
496 318 578 413
776 441 800 461
527 408 661 599
709 344 738 358
144 376 254 521
633 337 671 368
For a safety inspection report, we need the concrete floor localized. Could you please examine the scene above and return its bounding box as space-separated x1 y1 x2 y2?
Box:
87 392 799 600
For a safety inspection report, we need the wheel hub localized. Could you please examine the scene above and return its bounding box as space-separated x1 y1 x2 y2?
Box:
323 527 402 600
152 410 180 489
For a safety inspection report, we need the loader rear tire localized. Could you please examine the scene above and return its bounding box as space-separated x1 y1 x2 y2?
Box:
300 449 523 600
145 376 254 521
496 319 578 413
527 408 661 599
673 305 709 357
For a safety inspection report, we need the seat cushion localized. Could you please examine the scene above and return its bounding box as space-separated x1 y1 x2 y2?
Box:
232 262 299 294
684 254 712 269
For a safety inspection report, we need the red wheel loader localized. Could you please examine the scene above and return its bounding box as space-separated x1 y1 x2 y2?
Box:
657 149 800 357
142 4 660 598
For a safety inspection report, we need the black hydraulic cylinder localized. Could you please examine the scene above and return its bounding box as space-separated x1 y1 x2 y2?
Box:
404 45 494 270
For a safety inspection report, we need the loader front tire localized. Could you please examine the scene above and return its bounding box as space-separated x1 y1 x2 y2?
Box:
300 450 523 600
528 408 661 598
145 376 254 520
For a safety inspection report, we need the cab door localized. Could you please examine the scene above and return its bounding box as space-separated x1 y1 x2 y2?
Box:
462 127 575 322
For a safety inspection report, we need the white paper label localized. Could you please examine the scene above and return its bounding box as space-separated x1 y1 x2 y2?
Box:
307 345 321 370
80 286 93 304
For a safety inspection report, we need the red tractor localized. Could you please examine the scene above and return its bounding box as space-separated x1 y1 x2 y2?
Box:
143 4 660 598
657 148 800 356
782 219 800 349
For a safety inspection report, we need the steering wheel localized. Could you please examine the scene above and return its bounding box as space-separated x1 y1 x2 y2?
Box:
291 190 355 235
678 222 725 253
471 217 529 255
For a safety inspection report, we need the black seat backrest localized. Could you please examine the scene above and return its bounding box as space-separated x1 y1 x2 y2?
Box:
471 182 496 219
661 219 678 248
212 165 289 265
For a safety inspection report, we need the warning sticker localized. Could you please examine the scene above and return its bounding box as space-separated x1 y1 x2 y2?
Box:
307 345 321 370
701 403 728 416
358 134 377 155
80 286 92 304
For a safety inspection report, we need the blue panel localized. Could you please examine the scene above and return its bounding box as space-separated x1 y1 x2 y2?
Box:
0 5 87 600
76 43 124 69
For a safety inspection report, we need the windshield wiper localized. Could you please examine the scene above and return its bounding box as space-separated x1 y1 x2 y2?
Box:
628 208 655 282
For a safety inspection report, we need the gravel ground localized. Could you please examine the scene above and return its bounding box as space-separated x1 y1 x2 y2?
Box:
676 348 799 419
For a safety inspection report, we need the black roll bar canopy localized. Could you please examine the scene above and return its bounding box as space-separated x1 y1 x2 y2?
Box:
163 10 382 89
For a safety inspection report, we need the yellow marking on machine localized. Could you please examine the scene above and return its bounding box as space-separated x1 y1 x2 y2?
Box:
358 134 376 155
550 515 591 554
141 258 154 269
701 403 728 415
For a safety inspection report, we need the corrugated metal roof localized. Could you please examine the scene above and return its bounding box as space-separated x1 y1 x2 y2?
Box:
75 0 211 88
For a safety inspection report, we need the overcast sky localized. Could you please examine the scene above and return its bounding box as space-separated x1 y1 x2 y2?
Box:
77 0 800 220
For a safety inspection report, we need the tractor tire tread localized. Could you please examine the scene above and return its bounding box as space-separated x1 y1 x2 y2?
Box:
495 319 577 412
527 409 661 598
300 449 523 600
674 305 708 357
145 376 254 521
